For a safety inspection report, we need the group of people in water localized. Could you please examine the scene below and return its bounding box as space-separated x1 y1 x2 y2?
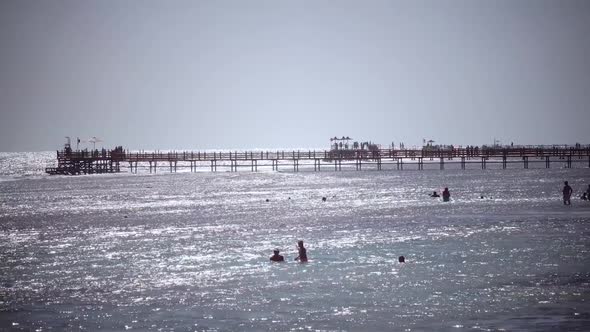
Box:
427 182 590 205
270 240 406 264
268 182 588 263
430 187 451 202
270 240 308 262
564 182 590 205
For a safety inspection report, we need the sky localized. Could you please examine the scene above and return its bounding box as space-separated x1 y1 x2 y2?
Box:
1 0 589 152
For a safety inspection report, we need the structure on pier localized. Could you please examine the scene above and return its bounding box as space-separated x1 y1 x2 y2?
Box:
45 140 590 175
45 141 124 175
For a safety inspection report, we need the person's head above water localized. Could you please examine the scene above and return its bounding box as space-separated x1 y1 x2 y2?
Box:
270 249 285 262
565 181 569 185
298 240 304 247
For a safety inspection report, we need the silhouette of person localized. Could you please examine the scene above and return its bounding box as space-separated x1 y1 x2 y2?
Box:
295 240 308 262
398 256 405 263
563 181 573 205
430 191 440 198
581 192 588 201
270 249 284 262
322 197 327 202
442 188 451 202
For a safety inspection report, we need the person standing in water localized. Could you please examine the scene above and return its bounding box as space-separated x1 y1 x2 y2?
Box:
442 187 451 202
295 240 308 262
562 181 573 205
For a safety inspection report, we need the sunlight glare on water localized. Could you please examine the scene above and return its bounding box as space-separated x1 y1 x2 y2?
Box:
1 160 589 331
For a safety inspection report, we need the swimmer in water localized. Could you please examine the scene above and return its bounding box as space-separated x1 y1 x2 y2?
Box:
295 240 308 262
430 191 440 198
270 249 284 262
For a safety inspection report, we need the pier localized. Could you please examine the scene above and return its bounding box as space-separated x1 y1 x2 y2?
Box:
45 144 590 175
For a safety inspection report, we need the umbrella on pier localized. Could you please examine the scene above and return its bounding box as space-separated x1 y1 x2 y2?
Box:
88 137 103 150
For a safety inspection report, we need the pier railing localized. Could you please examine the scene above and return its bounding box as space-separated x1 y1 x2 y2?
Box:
57 146 590 162
47 145 590 175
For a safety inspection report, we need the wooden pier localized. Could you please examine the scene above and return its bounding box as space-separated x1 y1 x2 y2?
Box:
45 145 590 175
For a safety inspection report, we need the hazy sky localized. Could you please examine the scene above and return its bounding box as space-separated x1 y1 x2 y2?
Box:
1 0 589 152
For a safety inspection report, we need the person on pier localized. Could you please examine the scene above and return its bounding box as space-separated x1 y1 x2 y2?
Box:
442 188 451 202
295 240 308 263
270 249 285 262
562 181 573 205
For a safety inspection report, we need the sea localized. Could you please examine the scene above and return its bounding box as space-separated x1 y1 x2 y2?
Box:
1 151 589 331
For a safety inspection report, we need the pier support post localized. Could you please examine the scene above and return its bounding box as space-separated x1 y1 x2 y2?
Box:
502 156 507 169
523 156 529 169
377 158 382 170
461 157 466 170
481 157 486 169
439 157 444 170
545 156 550 168
314 159 321 172
567 155 572 168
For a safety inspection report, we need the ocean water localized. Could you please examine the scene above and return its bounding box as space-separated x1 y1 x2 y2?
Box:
1 152 590 331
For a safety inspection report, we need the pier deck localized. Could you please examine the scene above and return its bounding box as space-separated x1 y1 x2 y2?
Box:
45 145 590 175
